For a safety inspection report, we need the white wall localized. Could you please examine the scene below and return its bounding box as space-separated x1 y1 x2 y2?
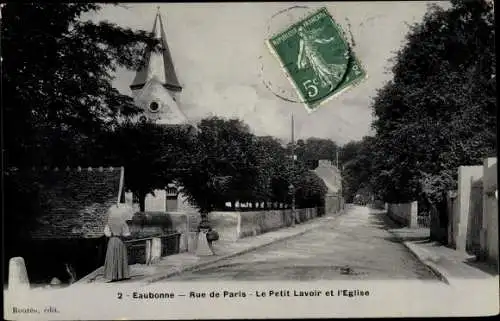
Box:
482 158 498 266
456 166 483 252
387 202 418 228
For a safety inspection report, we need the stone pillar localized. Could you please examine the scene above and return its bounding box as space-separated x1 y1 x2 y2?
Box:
409 201 418 228
456 166 483 252
8 257 30 292
145 239 152 265
150 237 161 264
482 158 498 264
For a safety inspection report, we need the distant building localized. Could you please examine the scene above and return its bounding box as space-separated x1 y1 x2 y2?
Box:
314 159 342 194
313 159 344 213
127 9 197 213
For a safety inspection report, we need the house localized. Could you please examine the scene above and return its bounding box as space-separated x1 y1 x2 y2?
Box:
313 159 344 213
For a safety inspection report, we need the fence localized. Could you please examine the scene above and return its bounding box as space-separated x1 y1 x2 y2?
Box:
447 190 458 247
417 214 431 228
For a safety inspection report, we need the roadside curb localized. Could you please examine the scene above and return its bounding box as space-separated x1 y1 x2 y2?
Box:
384 223 450 285
402 241 450 285
142 210 346 284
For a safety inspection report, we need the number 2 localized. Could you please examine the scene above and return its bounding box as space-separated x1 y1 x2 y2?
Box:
117 292 123 299
303 80 318 98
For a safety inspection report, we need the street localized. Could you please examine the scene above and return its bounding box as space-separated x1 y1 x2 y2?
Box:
166 206 440 281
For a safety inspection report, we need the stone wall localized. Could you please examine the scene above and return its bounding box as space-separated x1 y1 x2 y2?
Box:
129 208 321 251
208 212 241 241
325 193 343 214
386 202 418 228
237 210 294 238
210 208 319 240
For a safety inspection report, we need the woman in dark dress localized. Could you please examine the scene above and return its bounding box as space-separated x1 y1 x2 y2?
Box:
103 205 132 282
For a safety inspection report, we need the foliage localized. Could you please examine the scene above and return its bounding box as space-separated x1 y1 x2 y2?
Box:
369 0 496 204
100 120 194 211
295 138 339 169
294 170 328 208
340 136 376 202
1 3 159 168
177 117 258 214
2 3 159 238
177 117 328 214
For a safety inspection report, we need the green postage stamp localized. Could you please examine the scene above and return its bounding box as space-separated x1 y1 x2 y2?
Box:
267 7 366 112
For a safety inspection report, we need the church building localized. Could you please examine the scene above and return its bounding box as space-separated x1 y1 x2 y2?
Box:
125 8 196 212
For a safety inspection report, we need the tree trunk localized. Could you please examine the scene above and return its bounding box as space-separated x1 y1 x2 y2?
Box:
138 192 146 212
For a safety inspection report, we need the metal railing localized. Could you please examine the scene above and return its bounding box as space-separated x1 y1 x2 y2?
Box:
417 215 431 228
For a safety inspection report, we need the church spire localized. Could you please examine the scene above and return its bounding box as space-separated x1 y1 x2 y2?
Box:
130 9 182 93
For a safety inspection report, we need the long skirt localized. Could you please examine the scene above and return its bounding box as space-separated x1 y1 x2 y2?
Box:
104 237 130 281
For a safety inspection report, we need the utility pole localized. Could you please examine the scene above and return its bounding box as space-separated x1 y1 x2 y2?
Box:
289 114 296 225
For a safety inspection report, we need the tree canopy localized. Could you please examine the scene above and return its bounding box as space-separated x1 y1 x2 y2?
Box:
339 0 496 209
177 117 328 214
2 3 159 167
2 3 159 240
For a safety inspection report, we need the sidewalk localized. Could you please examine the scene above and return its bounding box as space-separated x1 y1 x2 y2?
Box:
388 227 498 285
76 209 347 286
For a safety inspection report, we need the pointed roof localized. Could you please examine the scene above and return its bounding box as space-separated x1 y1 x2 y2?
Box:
134 76 188 125
130 8 182 92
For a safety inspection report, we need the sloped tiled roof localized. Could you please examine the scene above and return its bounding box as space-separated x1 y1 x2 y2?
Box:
314 160 341 194
13 167 124 239
130 10 181 92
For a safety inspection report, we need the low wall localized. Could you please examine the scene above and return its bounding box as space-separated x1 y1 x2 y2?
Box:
211 208 318 240
386 202 418 228
130 208 321 250
238 210 294 238
325 194 343 214
209 212 241 241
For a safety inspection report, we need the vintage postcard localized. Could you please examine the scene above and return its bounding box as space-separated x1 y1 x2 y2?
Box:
2 1 498 320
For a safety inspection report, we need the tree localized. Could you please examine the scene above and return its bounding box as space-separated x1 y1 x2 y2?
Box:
1 3 159 168
340 136 376 203
294 170 328 208
369 0 495 241
177 117 259 222
2 3 160 242
253 136 295 207
295 138 339 169
100 120 194 211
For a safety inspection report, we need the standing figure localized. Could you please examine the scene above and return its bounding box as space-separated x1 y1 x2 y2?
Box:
296 26 348 90
103 205 132 282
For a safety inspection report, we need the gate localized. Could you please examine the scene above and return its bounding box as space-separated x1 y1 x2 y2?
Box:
467 180 483 256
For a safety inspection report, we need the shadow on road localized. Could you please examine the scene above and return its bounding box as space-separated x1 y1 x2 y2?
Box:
367 208 430 243
464 258 499 277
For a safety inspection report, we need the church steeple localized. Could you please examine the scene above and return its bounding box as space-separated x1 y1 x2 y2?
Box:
130 8 182 95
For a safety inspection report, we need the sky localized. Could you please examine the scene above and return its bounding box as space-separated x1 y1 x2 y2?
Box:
88 2 448 145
